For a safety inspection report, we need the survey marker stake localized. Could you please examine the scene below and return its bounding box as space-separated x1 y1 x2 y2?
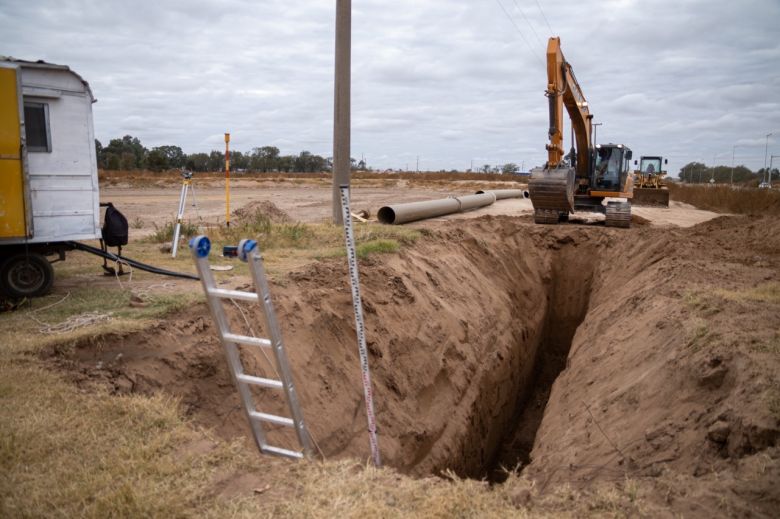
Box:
339 184 381 467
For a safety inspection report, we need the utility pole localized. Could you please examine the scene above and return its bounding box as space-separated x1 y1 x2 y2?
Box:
593 122 603 146
225 133 231 226
764 132 773 185
731 145 737 185
332 0 351 224
416 155 419 173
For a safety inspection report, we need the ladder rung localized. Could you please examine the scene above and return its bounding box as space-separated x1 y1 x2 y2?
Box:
262 445 304 459
250 411 294 427
223 332 271 348
237 373 283 389
208 288 259 302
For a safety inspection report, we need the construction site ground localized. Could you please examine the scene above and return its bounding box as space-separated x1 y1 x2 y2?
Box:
2 176 778 517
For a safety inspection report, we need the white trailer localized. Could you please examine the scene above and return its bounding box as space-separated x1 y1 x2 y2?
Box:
0 58 102 297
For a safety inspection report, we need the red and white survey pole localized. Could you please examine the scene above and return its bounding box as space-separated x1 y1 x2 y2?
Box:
225 132 231 227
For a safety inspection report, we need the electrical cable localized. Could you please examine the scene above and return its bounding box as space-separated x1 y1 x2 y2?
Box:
493 0 546 68
66 241 199 280
510 0 546 49
533 0 555 35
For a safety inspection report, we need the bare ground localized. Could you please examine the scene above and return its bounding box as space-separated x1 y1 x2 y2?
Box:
4 179 778 516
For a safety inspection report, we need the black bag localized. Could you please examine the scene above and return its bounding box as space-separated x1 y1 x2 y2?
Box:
102 203 128 247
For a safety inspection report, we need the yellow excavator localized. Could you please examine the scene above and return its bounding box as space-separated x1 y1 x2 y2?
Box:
632 156 670 206
529 37 633 228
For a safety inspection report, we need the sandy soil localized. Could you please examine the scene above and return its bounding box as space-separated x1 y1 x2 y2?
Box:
101 180 722 236
46 188 780 517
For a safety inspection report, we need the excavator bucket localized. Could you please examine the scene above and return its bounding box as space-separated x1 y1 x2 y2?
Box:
529 166 575 223
633 188 670 207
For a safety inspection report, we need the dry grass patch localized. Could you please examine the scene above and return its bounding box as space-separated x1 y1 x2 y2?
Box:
668 184 780 215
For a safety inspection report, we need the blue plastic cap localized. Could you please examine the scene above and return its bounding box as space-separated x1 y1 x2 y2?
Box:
189 235 211 258
238 239 258 262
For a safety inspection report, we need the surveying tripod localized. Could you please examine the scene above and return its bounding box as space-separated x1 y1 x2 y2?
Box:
171 170 199 258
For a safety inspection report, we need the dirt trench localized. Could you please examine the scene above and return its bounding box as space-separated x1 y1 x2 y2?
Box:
45 215 780 509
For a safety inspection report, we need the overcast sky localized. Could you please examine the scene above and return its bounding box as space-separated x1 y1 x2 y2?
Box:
2 0 779 175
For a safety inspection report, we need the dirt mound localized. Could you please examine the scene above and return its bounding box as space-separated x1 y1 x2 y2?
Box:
232 200 291 224
45 214 780 515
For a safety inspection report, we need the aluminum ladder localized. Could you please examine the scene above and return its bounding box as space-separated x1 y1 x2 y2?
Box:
190 235 313 459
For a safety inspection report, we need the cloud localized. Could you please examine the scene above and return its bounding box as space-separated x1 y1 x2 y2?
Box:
2 0 779 174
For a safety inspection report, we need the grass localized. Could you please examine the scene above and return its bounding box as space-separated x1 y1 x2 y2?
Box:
668 183 780 215
150 219 200 243
714 282 780 304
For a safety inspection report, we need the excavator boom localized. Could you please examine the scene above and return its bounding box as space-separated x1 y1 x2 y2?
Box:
529 37 633 227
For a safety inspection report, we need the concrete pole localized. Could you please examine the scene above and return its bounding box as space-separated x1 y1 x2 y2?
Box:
225 133 231 227
763 133 772 184
332 0 351 224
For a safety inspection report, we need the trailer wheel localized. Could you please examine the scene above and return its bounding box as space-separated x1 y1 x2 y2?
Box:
0 253 55 298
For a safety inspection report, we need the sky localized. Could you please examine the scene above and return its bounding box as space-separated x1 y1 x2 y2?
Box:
2 0 779 176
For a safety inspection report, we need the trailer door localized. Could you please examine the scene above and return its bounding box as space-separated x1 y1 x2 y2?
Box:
0 64 30 239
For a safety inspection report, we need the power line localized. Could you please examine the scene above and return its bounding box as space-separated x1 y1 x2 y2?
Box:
510 0 546 50
533 0 554 35
494 0 545 68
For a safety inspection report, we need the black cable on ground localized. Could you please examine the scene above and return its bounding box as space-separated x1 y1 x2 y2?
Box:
66 241 199 281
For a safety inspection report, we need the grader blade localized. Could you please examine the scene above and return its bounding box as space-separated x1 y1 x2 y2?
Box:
632 188 670 207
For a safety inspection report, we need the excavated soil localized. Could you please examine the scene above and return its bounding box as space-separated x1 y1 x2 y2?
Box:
45 215 780 515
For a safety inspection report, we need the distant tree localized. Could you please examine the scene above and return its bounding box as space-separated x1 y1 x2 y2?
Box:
277 155 295 172
103 135 147 169
146 148 169 172
230 150 249 170
481 164 491 174
155 145 185 168
186 152 209 172
105 153 120 170
95 139 103 165
250 146 280 172
207 150 225 172
502 163 519 174
119 152 136 170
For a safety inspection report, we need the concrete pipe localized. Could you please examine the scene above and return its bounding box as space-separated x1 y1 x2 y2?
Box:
377 192 497 225
475 189 530 200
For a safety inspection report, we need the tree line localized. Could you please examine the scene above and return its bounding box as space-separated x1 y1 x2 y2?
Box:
678 162 777 185
94 135 352 173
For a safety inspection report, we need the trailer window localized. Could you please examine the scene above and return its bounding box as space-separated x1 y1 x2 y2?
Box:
24 102 51 152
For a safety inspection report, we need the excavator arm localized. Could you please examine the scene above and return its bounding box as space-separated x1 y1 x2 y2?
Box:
545 37 593 179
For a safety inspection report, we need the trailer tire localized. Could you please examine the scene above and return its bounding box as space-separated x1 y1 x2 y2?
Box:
0 253 54 298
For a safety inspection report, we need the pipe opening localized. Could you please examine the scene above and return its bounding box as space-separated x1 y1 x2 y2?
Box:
377 206 396 224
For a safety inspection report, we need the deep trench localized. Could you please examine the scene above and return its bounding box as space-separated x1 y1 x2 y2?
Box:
481 245 595 483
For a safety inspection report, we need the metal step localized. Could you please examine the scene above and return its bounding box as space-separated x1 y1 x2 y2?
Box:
223 332 272 349
262 445 304 459
207 288 259 302
237 373 283 389
250 410 295 427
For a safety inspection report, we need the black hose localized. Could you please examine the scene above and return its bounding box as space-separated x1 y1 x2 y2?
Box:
66 241 199 280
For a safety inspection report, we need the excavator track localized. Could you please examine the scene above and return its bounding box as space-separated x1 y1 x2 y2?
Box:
605 201 631 228
529 166 575 225
533 209 562 224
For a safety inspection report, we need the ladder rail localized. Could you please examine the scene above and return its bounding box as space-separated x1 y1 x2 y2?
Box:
189 235 312 460
243 240 314 457
191 245 270 453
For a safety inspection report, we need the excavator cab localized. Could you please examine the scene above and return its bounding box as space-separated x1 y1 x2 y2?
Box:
593 144 632 191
